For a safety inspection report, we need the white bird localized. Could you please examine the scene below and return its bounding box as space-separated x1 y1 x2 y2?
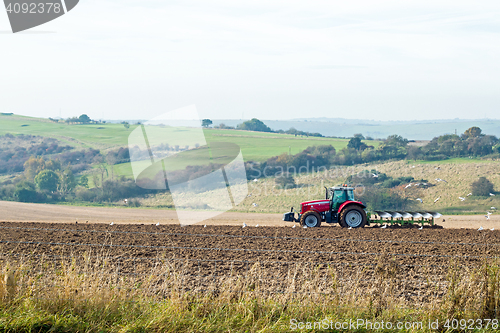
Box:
478 226 484 231
110 222 114 226
414 183 421 187
155 222 160 226
255 224 259 227
459 197 465 201
435 178 447 183
381 224 387 229
204 225 207 228
348 226 352 230
419 226 423 230
252 203 258 207
292 225 296 228
467 193 472 196
411 165 415 168
405 183 412 189
303 225 308 229
491 228 495 231
487 212 492 216
247 194 252 197
492 207 497 210
490 193 496 196
435 166 441 170
253 179 258 182
372 173 378 178
485 215 490 220
416 198 423 203
242 223 247 228
434 196 441 203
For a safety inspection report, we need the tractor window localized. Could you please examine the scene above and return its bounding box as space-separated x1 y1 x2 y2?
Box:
346 190 354 201
333 190 345 203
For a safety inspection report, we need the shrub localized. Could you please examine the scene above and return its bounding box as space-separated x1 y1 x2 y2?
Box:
471 177 494 196
275 173 296 189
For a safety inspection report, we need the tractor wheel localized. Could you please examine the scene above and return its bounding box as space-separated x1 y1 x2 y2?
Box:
300 211 322 228
339 206 367 228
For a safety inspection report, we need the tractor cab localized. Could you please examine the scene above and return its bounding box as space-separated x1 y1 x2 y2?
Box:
283 185 367 228
329 186 355 211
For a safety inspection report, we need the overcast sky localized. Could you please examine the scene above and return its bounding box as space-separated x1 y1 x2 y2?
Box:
1 0 500 121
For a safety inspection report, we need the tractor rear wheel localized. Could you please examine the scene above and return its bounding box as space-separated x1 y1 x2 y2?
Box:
339 206 367 228
300 211 322 228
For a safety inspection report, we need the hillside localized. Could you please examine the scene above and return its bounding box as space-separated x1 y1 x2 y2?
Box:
193 158 500 215
0 113 366 163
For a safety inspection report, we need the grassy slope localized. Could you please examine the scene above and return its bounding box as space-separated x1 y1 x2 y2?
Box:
0 114 369 162
190 158 499 215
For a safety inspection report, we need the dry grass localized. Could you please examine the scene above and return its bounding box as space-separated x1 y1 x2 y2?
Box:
1 252 500 332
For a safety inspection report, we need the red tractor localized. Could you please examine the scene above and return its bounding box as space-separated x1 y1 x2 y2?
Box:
283 185 367 228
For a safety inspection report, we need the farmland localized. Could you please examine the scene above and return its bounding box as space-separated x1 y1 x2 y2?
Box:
0 113 364 163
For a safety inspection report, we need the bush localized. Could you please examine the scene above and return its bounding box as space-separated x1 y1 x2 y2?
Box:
127 198 141 207
275 173 296 189
471 177 494 196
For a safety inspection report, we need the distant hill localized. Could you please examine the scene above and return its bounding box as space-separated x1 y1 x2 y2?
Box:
211 118 500 140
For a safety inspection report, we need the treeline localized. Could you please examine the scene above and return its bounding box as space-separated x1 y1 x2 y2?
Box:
246 127 500 179
214 118 323 137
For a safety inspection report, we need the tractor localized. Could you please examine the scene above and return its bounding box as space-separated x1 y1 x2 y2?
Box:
283 185 367 228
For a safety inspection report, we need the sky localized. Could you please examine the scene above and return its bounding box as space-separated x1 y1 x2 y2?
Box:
1 0 500 121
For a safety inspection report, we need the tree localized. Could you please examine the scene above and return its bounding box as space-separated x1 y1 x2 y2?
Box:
14 181 39 202
464 126 482 138
236 118 272 132
59 168 77 193
347 137 367 150
79 114 92 124
202 119 213 128
79 175 89 188
35 170 60 192
471 177 494 196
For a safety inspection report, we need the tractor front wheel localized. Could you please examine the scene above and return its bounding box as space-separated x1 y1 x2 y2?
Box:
339 206 367 228
300 211 322 228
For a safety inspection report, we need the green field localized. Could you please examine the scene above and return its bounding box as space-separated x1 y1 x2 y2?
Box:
0 113 375 164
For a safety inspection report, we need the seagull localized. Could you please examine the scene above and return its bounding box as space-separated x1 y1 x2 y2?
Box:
459 197 465 201
485 215 490 220
348 227 352 230
252 203 258 207
303 225 308 229
110 222 114 226
242 223 247 228
416 198 423 203
372 173 378 178
467 193 472 196
419 226 423 230
411 165 415 168
490 193 496 196
414 183 420 187
405 183 412 189
155 222 160 226
253 179 258 182
381 224 387 229
435 178 447 183
204 225 207 228
487 212 492 216
491 228 495 231
492 207 497 210
255 224 259 227
435 166 441 170
434 196 441 203
292 225 296 228
478 226 484 231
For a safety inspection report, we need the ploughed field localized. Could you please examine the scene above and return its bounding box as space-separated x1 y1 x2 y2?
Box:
1 222 499 304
